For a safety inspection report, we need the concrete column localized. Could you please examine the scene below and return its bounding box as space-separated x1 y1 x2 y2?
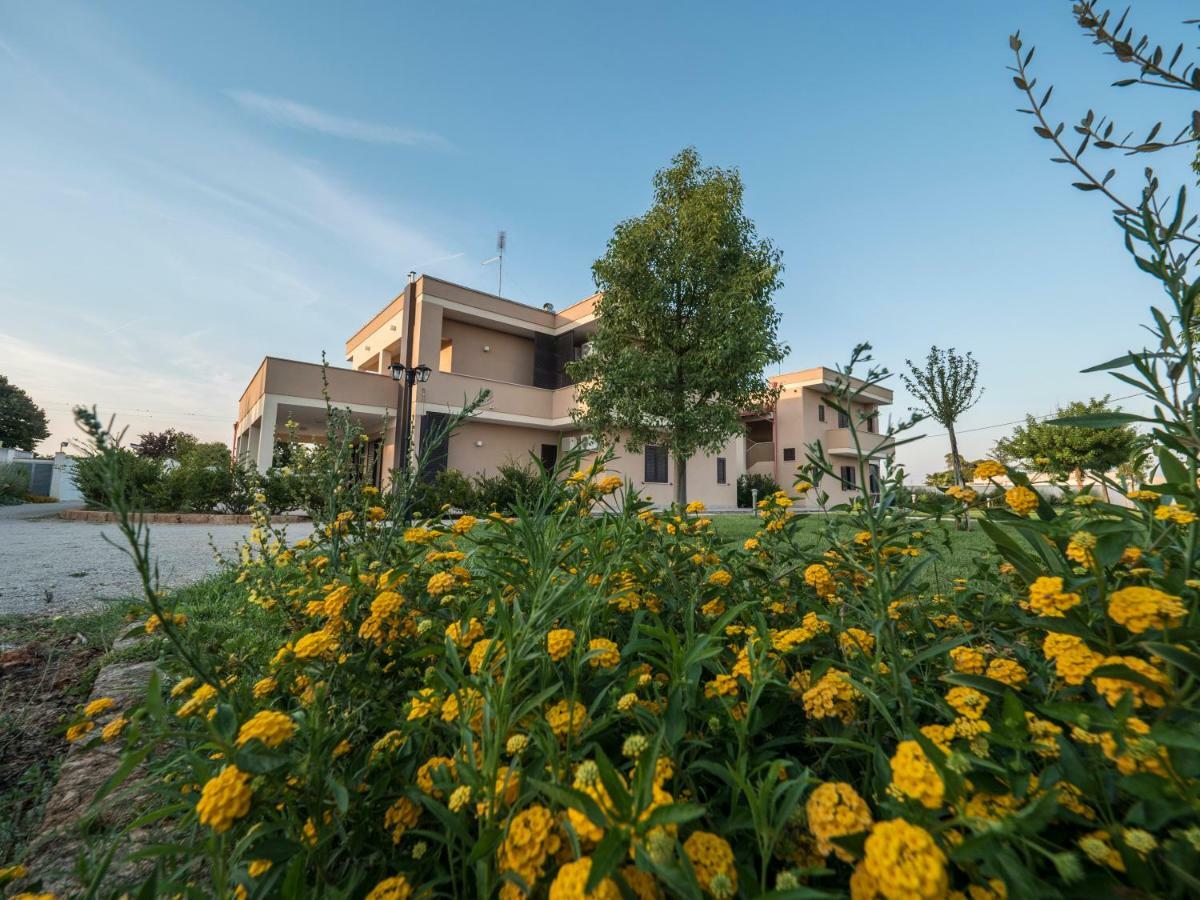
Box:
376 349 388 374
255 398 279 473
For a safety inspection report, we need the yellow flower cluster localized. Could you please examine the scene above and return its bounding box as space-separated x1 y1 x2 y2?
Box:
1026 576 1080 617
852 819 947 899
235 709 296 748
682 831 737 898
888 741 944 809
196 766 252 833
802 668 860 723
1005 485 1039 516
1106 586 1186 633
547 628 575 661
806 781 873 861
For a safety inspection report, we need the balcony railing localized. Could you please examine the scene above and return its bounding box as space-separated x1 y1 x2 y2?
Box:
822 428 892 457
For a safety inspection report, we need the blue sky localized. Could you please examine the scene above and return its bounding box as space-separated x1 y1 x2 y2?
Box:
1 2 1193 478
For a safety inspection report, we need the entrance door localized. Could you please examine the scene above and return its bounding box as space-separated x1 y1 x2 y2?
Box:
540 443 558 471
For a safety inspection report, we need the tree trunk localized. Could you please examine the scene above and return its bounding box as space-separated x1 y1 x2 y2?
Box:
947 425 969 531
675 454 688 507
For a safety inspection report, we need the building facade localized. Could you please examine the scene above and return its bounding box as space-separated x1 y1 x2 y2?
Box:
234 275 892 508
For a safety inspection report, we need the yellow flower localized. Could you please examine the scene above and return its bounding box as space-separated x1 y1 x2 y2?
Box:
973 460 1006 479
985 658 1028 689
1004 485 1038 516
196 766 252 833
856 819 947 899
427 571 456 596
802 668 860 723
66 720 94 742
682 831 737 898
700 598 726 617
803 564 837 600
293 629 338 660
1154 504 1197 525
685 500 706 514
705 673 739 699
0 864 28 883
1126 489 1160 503
177 683 218 718
365 875 414 900
838 628 875 657
546 628 575 661
945 686 988 720
949 646 985 675
596 474 624 495
416 756 456 798
252 677 277 699
888 741 944 809
545 699 589 742
806 782 873 861
1042 632 1103 685
446 617 484 648
707 569 732 587
1092 656 1169 709
1026 576 1080 617
248 859 272 877
101 714 128 743
235 710 296 748
498 804 561 892
170 676 198 698
1107 586 1186 633
587 638 621 669
469 637 506 674
743 537 760 551
548 856 621 899
83 696 115 717
1078 830 1125 872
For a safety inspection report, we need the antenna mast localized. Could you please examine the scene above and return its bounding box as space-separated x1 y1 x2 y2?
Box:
482 230 506 298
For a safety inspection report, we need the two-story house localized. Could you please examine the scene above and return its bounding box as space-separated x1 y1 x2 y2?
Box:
234 274 891 508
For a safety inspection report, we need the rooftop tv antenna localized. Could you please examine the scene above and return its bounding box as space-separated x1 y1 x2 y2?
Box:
482 230 506 298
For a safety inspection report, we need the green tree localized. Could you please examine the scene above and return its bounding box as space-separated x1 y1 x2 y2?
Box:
0 375 49 451
133 428 197 460
568 148 787 505
900 347 983 489
996 397 1138 494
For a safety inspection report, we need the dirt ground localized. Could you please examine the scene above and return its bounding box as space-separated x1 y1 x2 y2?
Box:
0 625 106 864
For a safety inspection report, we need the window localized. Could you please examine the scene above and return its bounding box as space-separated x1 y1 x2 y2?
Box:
540 443 558 470
644 445 669 483
818 404 826 423
840 465 856 490
716 457 727 484
866 413 877 433
837 409 850 429
869 464 880 500
783 447 796 462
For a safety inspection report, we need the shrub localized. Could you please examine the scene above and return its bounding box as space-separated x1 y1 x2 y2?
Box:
71 448 162 509
155 443 235 513
0 462 29 505
472 460 542 513
737 471 780 508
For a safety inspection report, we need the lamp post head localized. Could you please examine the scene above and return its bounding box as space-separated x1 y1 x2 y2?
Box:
389 363 406 382
416 364 432 383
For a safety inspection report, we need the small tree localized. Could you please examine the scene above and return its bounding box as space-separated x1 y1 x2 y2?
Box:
569 148 787 505
133 428 197 460
0 375 49 452
995 397 1138 494
900 347 983 489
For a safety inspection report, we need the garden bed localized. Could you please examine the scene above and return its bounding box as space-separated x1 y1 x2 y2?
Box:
61 509 310 525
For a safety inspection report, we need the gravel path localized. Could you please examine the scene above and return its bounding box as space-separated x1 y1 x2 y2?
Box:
0 505 313 616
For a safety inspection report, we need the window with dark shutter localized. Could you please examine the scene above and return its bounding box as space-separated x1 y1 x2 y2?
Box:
818 404 826 423
840 465 856 490
644 445 668 483
716 457 727 484
837 409 850 429
783 447 796 462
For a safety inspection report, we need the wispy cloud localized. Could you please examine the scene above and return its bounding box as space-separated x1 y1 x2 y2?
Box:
227 89 450 149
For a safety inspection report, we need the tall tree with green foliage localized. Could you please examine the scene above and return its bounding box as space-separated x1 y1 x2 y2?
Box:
900 347 983 489
568 148 787 505
0 375 49 451
996 397 1138 493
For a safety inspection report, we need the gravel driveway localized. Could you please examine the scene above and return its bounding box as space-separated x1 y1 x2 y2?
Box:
0 503 313 616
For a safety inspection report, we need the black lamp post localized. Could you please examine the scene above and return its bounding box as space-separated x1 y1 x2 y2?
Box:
389 362 432 480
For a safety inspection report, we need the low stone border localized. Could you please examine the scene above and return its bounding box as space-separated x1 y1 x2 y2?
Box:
20 629 158 897
61 509 309 525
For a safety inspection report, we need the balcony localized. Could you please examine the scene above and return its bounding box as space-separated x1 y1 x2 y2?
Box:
822 428 892 458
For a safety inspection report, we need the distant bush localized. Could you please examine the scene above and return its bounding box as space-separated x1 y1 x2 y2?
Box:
0 463 29 505
472 461 542 513
737 471 780 507
73 449 163 510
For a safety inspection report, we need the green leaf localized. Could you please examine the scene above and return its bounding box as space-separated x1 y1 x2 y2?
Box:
640 802 707 831
467 826 503 865
1143 642 1200 679
233 747 289 774
587 829 628 891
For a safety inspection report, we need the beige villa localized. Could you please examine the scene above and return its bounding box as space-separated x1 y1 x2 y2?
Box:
234 275 892 508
